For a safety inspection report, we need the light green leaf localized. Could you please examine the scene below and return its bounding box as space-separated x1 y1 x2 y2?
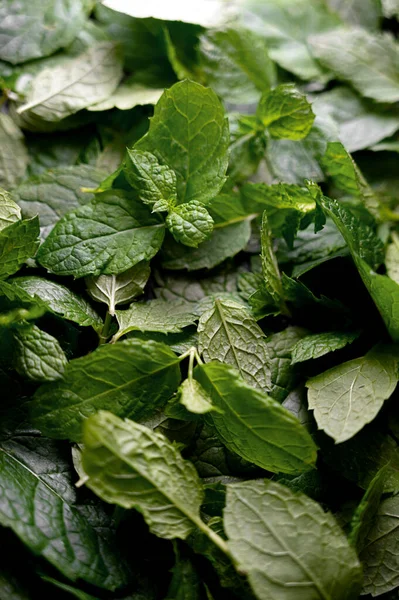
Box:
36 191 165 278
13 324 67 382
349 467 387 552
326 0 382 29
82 410 204 539
10 276 102 328
224 479 363 600
264 327 307 402
0 188 21 232
161 220 251 271
309 27 399 103
360 493 399 596
178 378 218 416
86 262 150 316
0 0 90 64
0 435 129 590
199 27 276 104
313 86 399 152
240 0 341 81
114 299 197 341
14 165 107 237
88 79 164 111
0 114 29 190
123 149 177 210
382 0 399 17
17 42 123 122
291 330 359 364
257 84 315 140
31 339 181 442
198 297 270 392
386 233 399 285
307 345 399 443
0 217 39 280
257 211 288 315
227 114 266 185
195 362 317 474
166 202 214 248
135 80 229 205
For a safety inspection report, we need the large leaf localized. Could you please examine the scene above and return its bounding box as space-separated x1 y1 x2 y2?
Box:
17 42 123 122
13 324 67 382
309 27 399 103
14 165 107 237
31 339 181 441
0 217 39 280
307 345 398 443
195 362 317 474
82 410 204 539
37 191 165 278
0 435 129 589
0 114 29 190
136 80 229 205
199 27 276 104
0 0 90 64
224 480 363 600
88 80 164 111
198 297 271 391
10 276 102 328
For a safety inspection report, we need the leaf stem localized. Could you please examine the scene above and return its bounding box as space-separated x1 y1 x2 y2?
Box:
99 311 113 345
194 517 233 561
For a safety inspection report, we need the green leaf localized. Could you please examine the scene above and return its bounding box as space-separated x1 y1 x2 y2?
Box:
0 217 39 280
114 299 197 341
326 0 382 29
0 435 129 590
382 0 399 17
10 276 102 327
227 114 266 185
17 42 123 122
307 345 399 443
88 79 164 111
0 114 29 190
31 339 181 441
264 327 307 402
257 212 288 315
13 324 67 382
135 80 229 205
313 86 399 152
386 233 399 284
309 27 399 103
36 191 165 278
166 202 214 248
123 149 177 210
195 362 317 474
240 0 341 81
0 0 90 64
161 220 251 271
0 188 21 232
291 330 359 364
198 297 270 392
199 27 276 104
82 410 204 539
177 378 218 416
86 262 151 316
360 493 399 596
257 84 315 140
14 165 107 236
348 466 387 552
224 479 363 600
165 553 202 600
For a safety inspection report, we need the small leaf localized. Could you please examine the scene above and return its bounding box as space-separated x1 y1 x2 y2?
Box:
123 149 177 209
291 330 359 364
178 378 219 415
307 345 399 443
166 202 214 248
349 466 387 552
82 410 204 539
31 339 181 441
257 84 315 140
224 479 363 600
195 361 318 474
86 262 151 316
0 188 21 232
13 324 67 382
0 217 40 280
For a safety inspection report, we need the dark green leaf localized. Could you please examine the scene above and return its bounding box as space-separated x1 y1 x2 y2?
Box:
13 324 67 382
291 330 359 363
166 202 214 248
0 217 39 280
257 84 315 140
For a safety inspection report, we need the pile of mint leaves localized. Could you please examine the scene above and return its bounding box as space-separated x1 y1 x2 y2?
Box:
1 0 399 598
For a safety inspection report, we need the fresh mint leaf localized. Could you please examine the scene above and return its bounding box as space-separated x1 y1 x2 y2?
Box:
257 212 288 316
326 0 382 30
291 330 359 364
0 217 39 280
0 188 21 231
123 149 177 210
135 80 229 205
264 327 307 402
13 324 67 382
37 191 165 277
177 378 218 416
166 202 214 248
257 84 315 140
31 339 181 441
0 114 29 190
88 79 164 111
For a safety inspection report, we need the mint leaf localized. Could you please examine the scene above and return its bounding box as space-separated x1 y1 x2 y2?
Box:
0 114 29 190
166 202 214 248
88 79 164 111
195 361 317 474
31 339 181 441
13 324 67 382
0 188 21 231
135 80 229 204
307 345 398 443
264 327 307 402
224 480 363 600
0 217 39 280
123 149 177 210
257 211 288 315
349 466 387 552
291 330 359 364
177 378 218 416
37 191 165 277
257 84 315 140
82 410 204 539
